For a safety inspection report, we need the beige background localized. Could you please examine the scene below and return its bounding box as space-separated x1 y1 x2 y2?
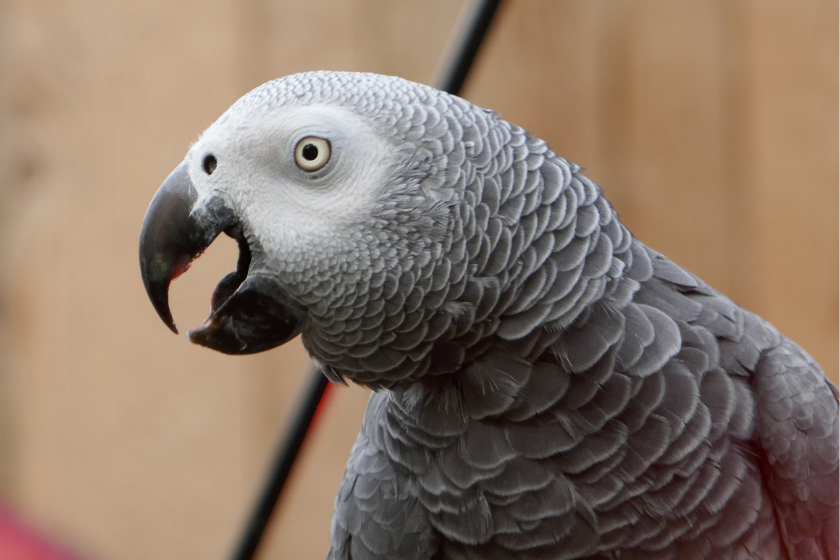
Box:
0 1 835 559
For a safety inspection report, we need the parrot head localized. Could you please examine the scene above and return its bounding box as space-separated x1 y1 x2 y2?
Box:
140 72 499 386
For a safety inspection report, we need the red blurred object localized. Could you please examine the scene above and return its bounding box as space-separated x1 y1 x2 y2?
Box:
0 507 84 560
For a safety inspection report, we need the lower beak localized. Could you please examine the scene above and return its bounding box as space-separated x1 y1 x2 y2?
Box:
187 273 307 355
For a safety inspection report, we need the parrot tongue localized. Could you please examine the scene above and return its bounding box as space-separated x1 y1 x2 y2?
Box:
208 228 252 315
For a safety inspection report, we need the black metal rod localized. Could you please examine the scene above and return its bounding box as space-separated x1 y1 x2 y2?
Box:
434 0 503 95
229 1 504 558
230 366 330 560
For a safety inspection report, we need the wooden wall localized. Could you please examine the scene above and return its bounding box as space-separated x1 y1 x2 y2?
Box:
0 1 834 559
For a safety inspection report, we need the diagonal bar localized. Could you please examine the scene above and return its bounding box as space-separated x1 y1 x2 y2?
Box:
230 366 330 560
433 0 503 95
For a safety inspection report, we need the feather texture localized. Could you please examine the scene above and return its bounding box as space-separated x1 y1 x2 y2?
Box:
185 72 838 560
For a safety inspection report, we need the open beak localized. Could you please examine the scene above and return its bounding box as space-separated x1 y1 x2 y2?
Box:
139 161 306 354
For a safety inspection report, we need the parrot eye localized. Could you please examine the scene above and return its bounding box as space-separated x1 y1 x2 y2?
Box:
203 154 217 175
294 137 331 172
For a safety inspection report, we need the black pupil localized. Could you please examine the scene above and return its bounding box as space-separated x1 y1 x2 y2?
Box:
203 154 217 175
302 144 319 161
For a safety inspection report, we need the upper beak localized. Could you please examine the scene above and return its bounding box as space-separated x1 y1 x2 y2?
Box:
139 162 229 333
139 161 307 354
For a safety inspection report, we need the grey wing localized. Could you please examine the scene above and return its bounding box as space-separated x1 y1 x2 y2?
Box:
329 391 437 560
630 248 839 559
750 339 839 560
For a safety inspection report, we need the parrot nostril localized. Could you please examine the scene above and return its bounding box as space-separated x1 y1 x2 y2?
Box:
203 154 217 175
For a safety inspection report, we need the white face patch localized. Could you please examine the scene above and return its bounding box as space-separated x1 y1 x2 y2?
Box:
185 104 401 275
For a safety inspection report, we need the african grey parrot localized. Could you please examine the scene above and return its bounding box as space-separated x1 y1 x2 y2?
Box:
139 72 839 560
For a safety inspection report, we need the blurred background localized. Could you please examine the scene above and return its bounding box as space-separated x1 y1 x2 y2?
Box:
0 0 835 558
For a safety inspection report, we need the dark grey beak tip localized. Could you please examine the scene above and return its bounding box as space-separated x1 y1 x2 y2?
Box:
143 275 179 334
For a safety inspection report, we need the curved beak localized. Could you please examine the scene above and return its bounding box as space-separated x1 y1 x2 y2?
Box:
139 161 306 354
139 162 229 333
